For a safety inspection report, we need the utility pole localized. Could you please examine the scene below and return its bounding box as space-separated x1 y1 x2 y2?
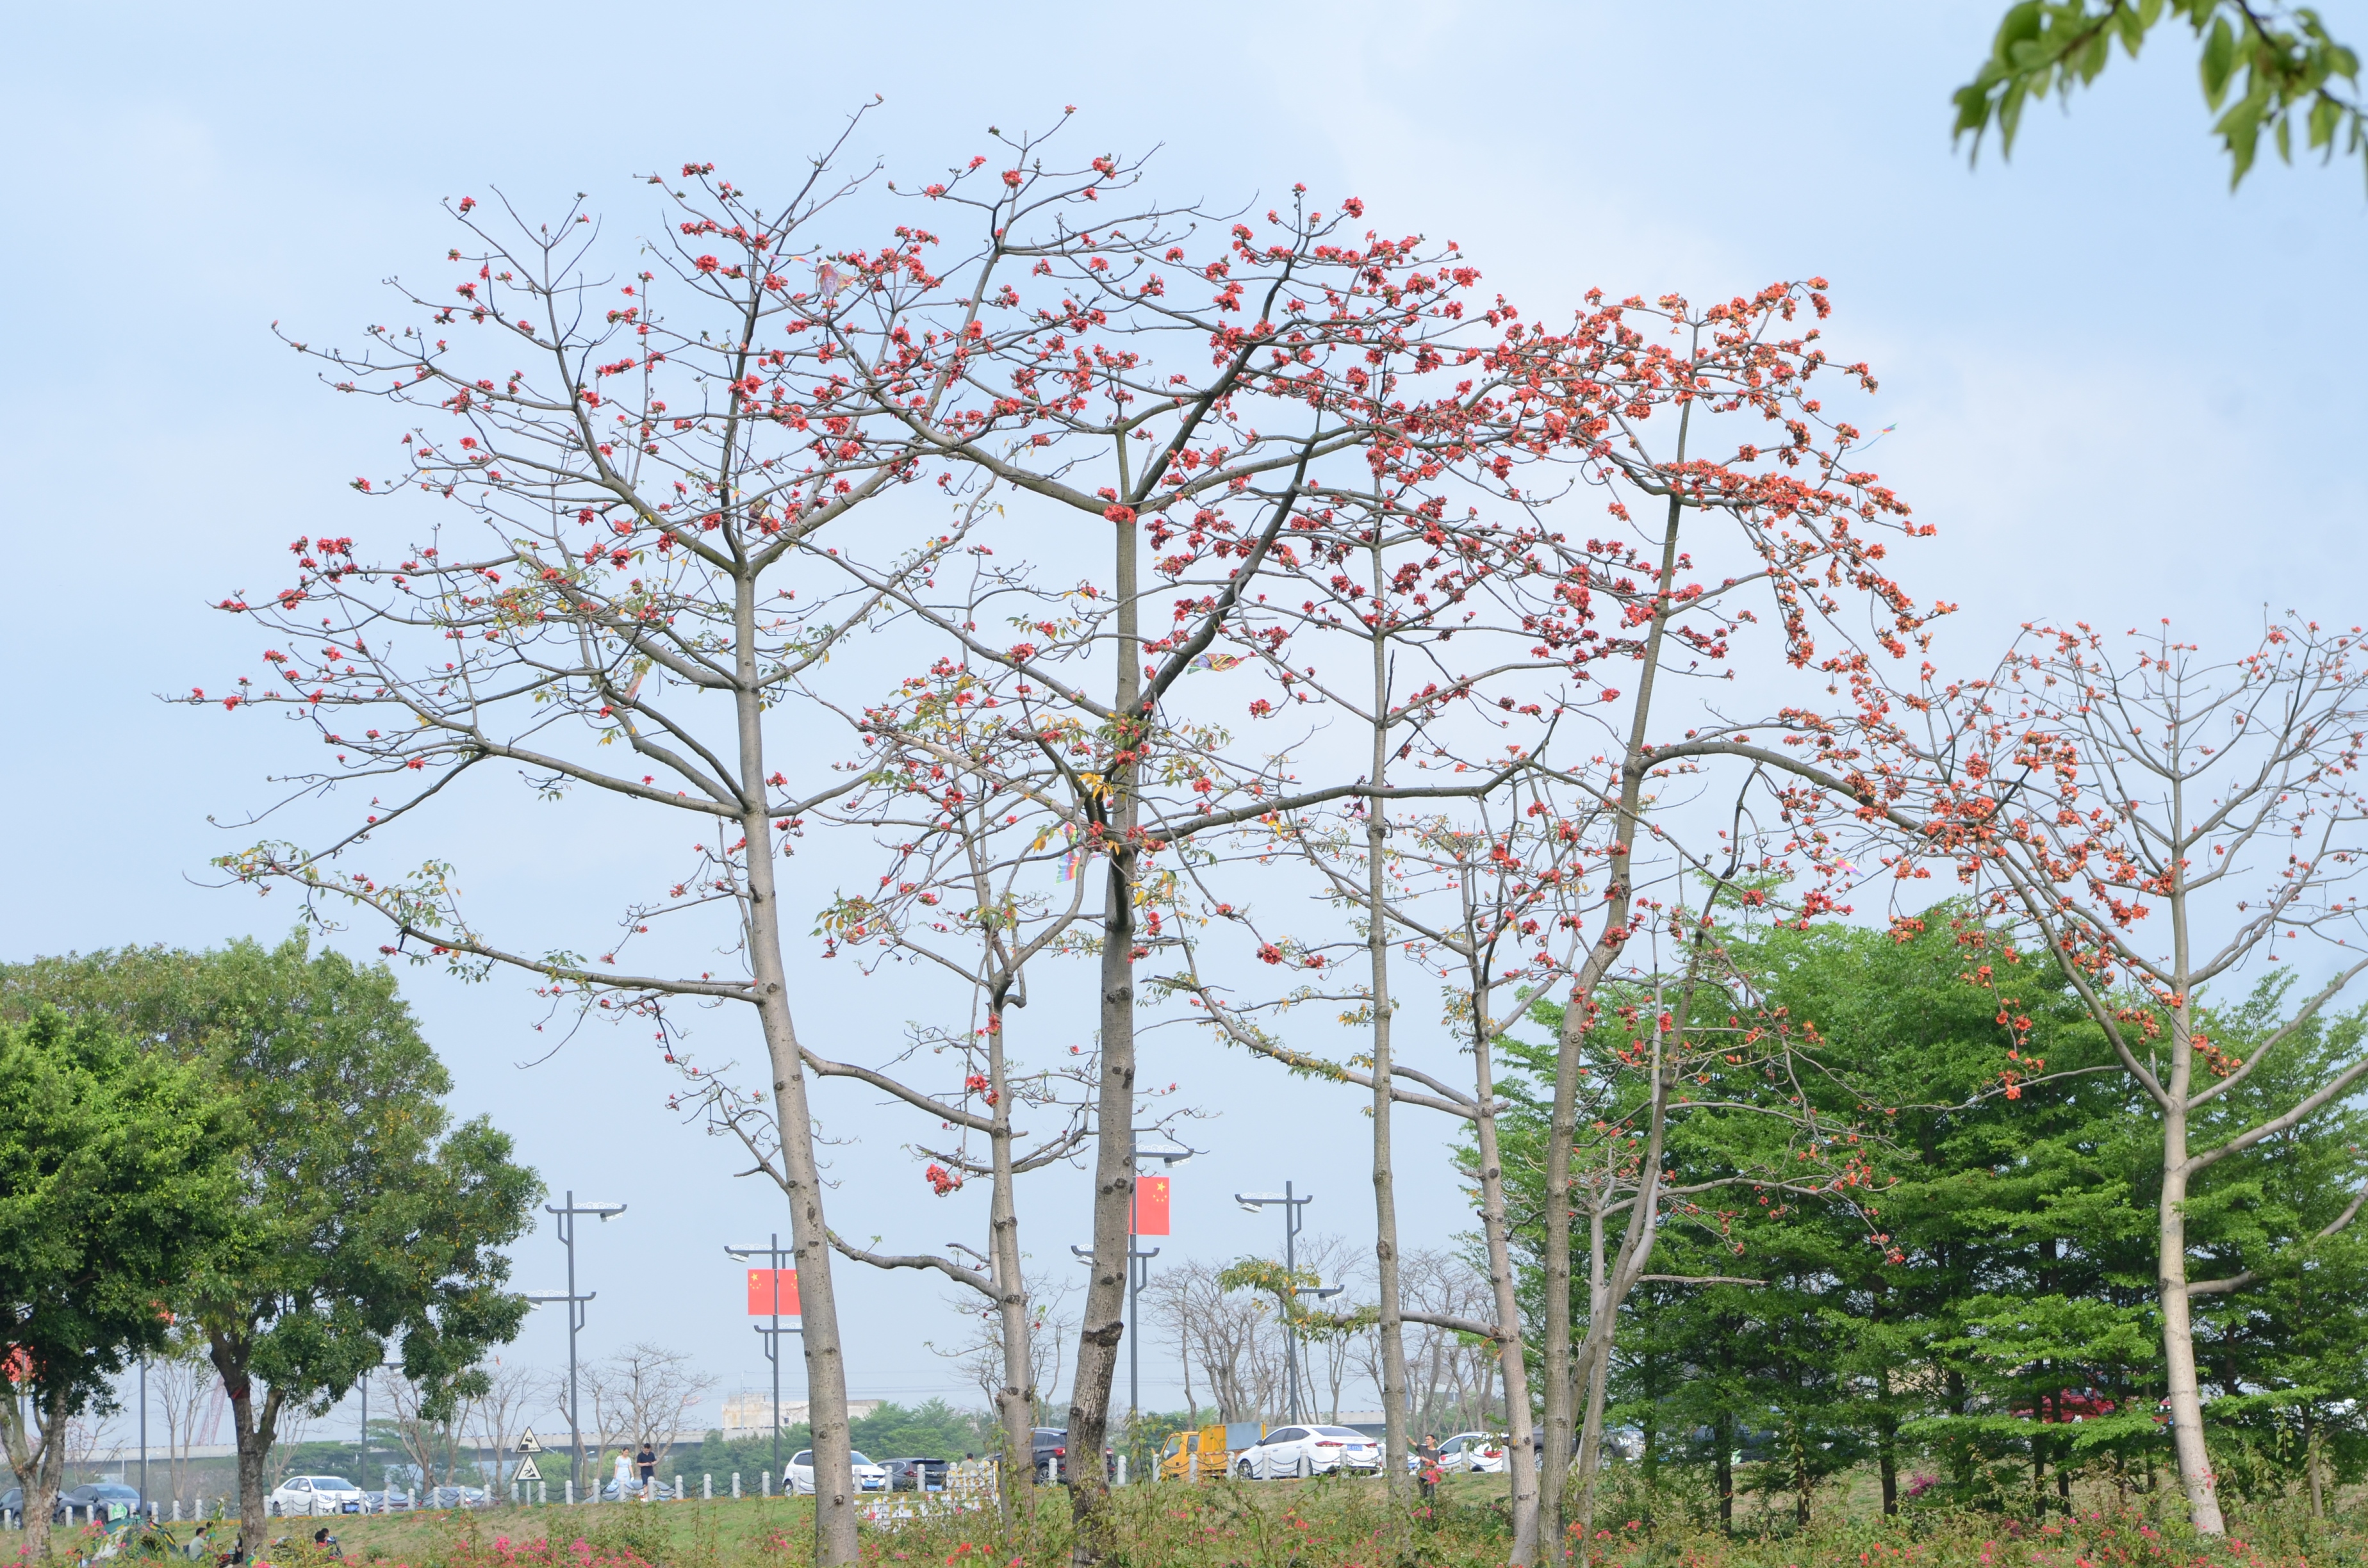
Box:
725 1235 801 1481
138 1356 146 1508
527 1191 627 1494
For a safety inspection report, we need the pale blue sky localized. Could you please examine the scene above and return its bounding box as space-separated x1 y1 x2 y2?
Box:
4 0 2362 1433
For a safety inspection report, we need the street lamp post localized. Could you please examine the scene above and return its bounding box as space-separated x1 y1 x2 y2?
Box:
725 1236 802 1481
1127 1136 1193 1419
1235 1185 1315 1422
526 1191 627 1494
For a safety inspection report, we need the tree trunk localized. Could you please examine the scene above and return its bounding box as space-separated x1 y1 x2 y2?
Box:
213 1350 285 1565
1791 1420 1811 1528
1365 535 1411 1501
1713 1410 1733 1535
0 1380 70 1559
2158 1099 2224 1533
1572 1296 1616 1562
1876 1402 1898 1516
738 575 857 1567
1572 1002 1679 1556
1067 501 1143 1567
987 1004 1036 1520
1471 1025 1539 1564
1536 1063 1579 1558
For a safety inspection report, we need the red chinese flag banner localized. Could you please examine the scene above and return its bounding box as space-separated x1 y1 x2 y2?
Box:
1133 1175 1171 1237
746 1268 800 1316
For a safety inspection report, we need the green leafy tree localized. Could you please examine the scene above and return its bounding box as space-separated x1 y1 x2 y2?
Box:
0 1011 239 1556
5 936 541 1549
1954 1 2367 188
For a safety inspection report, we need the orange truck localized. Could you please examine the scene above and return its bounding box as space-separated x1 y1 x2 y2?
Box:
1159 1421 1265 1482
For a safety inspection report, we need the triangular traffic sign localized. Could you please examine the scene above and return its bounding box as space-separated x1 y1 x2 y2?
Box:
516 1428 545 1454
514 1455 543 1483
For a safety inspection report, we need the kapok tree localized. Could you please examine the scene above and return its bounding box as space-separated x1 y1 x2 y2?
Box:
1849 619 2368 1534
696 633 1176 1518
785 119 1561 1558
205 129 964 1564
1153 456 1601 1548
1490 282 1934 1550
1166 764 1607 1562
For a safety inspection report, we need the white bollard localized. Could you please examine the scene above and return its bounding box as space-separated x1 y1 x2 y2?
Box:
731 1473 741 1499
564 1480 574 1506
702 1474 711 1500
538 1482 547 1505
759 1469 769 1498
1117 1455 1127 1487
673 1476 682 1503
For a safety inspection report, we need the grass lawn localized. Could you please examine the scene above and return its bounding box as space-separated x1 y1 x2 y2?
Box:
72 1471 2366 1568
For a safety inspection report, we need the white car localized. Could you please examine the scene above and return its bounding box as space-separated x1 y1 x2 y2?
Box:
268 1475 365 1515
784 1449 889 1495
1233 1425 1381 1480
1437 1432 1511 1473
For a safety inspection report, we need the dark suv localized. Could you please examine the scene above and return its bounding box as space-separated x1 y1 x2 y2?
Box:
882 1458 949 1492
1031 1428 1069 1482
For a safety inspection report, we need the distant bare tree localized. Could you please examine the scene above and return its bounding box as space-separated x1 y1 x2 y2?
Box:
1142 1261 1282 1423
469 1357 538 1490
148 1332 216 1506
1292 1234 1365 1423
929 1268 1076 1427
572 1344 716 1487
374 1367 474 1491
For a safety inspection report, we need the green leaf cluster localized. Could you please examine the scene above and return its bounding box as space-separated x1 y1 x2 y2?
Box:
1953 1 2367 188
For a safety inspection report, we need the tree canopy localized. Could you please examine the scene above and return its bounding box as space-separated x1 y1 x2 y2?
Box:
0 1009 239 1552
3 935 542 1546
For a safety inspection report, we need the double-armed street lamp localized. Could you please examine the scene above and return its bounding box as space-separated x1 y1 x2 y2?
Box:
1128 1136 1194 1418
526 1191 627 1494
1073 1132 1197 1420
725 1236 802 1479
1235 1184 1335 1423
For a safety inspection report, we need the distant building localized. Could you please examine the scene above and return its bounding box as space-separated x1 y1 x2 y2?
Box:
719 1394 882 1438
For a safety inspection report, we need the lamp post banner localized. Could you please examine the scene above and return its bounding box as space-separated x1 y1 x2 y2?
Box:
746 1268 800 1316
1133 1177 1171 1237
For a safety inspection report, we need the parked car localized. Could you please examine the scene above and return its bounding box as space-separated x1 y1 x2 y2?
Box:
784 1449 889 1495
1436 1432 1510 1474
881 1458 949 1492
419 1485 490 1510
57 1482 144 1523
268 1476 365 1515
1233 1425 1381 1480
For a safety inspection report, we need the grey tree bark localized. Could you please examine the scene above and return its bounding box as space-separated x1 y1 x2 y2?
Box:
1365 530 1413 1502
1067 487 1143 1567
